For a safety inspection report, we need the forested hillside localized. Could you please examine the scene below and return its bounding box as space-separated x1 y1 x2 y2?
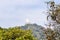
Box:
0 27 37 40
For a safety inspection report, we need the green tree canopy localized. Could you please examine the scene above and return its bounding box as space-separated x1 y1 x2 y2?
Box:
0 27 37 40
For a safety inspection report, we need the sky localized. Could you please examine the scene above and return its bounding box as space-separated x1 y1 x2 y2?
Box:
0 0 60 28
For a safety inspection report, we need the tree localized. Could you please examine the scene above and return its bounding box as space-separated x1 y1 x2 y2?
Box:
44 0 60 40
0 27 37 40
44 27 60 40
47 0 60 24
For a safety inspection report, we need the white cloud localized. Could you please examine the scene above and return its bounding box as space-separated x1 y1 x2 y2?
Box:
0 0 41 6
0 0 47 27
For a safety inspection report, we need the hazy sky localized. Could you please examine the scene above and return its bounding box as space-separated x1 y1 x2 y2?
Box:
0 0 60 28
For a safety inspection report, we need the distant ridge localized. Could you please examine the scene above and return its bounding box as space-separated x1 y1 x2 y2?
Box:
21 23 46 40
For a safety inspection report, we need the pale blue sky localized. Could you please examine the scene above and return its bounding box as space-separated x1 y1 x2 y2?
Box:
0 0 60 28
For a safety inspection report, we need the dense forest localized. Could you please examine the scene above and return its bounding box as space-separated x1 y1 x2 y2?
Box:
0 26 37 40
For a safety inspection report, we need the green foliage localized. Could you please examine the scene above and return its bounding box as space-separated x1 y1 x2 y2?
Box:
0 27 37 40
